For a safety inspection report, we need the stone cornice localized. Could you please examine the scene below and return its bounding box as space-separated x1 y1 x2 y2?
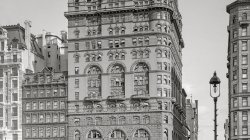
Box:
227 0 250 13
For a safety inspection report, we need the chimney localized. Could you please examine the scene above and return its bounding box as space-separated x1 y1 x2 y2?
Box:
61 30 67 43
24 20 32 50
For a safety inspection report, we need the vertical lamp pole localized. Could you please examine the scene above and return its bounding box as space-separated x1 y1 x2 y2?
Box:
209 71 221 140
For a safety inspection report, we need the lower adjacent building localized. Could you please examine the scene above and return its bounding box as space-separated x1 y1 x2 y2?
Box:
22 68 67 140
186 99 198 140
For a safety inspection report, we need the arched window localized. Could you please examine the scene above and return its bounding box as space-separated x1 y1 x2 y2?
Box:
110 116 117 125
87 130 102 139
157 24 162 32
118 116 126 125
110 64 125 97
164 129 168 140
134 129 150 139
86 117 94 125
87 66 102 98
134 62 149 96
143 116 150 124
109 28 113 35
75 130 80 140
156 49 162 57
110 129 126 139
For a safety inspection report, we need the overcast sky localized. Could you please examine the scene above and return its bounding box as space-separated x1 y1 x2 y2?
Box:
0 0 236 139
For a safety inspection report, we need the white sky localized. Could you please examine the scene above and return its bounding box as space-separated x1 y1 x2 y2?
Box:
0 0 236 139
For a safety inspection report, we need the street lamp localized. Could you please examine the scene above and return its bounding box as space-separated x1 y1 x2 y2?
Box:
209 71 221 140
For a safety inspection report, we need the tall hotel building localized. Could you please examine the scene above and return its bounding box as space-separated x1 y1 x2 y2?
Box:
65 0 187 140
227 0 250 139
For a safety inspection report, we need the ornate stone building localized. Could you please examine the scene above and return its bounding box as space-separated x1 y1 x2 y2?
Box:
0 22 45 140
65 0 187 139
227 0 250 139
22 68 68 140
186 98 198 140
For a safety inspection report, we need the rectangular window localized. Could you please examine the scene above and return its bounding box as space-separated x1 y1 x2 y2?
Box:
13 55 17 62
243 126 248 135
233 43 237 52
0 108 3 117
233 71 237 80
132 38 137 46
1 56 4 63
157 75 162 84
243 97 248 107
12 107 18 116
234 127 238 136
233 98 238 107
12 134 18 140
163 75 168 85
53 101 58 109
242 69 248 79
86 42 90 49
233 112 237 122
75 43 79 51
157 62 162 70
1 42 4 51
12 120 18 130
75 67 79 74
120 39 125 47
12 67 18 76
0 69 3 77
242 55 248 65
157 88 162 97
233 57 237 66
75 79 79 88
233 84 237 94
75 92 79 100
242 83 248 92
242 27 247 36
0 81 3 89
12 80 18 88
109 40 113 48
97 41 102 49
242 41 248 51
115 40 119 48
243 111 248 121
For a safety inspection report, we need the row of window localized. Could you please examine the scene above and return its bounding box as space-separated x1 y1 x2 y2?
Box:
232 83 249 94
74 74 170 87
0 106 18 117
157 75 171 85
233 126 249 136
233 27 248 38
232 41 248 52
25 113 65 124
157 62 171 71
72 101 170 113
74 129 151 139
0 93 18 102
25 100 66 111
233 111 249 122
232 55 248 66
23 88 66 98
25 74 57 84
232 69 248 80
0 67 18 77
0 119 18 130
233 96 250 108
232 12 248 24
0 54 20 63
25 126 65 138
0 80 18 89
73 115 166 126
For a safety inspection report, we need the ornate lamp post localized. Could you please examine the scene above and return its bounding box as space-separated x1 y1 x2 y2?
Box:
209 71 221 140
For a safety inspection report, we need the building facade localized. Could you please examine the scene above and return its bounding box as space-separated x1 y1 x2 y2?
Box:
36 31 68 72
186 99 198 140
65 0 187 140
0 22 45 140
22 68 68 140
227 0 250 139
